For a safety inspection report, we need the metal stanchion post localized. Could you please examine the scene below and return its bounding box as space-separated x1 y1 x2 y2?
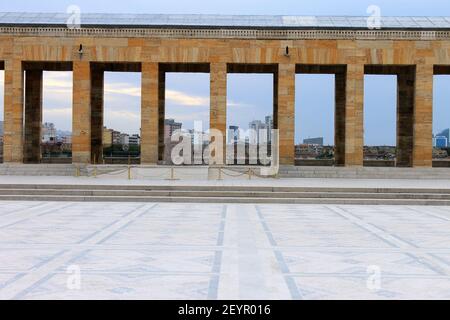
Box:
128 156 132 180
248 169 252 180
166 167 179 181
218 167 223 181
93 154 97 178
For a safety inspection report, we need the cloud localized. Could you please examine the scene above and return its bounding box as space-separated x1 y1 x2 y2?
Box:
34 73 254 110
166 90 209 107
104 84 213 110
43 73 73 95
105 83 141 97
43 107 72 116
228 101 254 108
104 110 140 134
107 110 140 120
165 110 210 123
105 84 211 108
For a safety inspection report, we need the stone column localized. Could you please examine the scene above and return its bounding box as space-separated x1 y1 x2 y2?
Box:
210 62 227 164
413 64 433 168
72 61 91 164
344 64 364 166
24 70 43 163
3 59 24 163
90 69 104 164
335 71 346 166
396 68 415 167
158 69 166 162
141 62 159 165
275 63 296 166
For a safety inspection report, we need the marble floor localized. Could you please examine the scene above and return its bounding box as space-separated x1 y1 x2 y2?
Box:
0 201 450 300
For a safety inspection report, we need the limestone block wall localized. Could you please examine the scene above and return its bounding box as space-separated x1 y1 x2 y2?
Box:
0 30 449 167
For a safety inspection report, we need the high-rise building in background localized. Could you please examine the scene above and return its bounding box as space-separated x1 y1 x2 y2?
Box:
303 137 324 146
434 136 448 148
265 115 273 144
41 122 57 144
164 119 182 142
129 134 141 146
228 125 240 143
103 126 139 147
119 133 130 146
247 115 273 145
112 130 122 145
435 129 450 148
249 120 266 144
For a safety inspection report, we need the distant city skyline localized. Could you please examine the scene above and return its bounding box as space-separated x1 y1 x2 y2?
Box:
1 1 450 146
1 72 450 146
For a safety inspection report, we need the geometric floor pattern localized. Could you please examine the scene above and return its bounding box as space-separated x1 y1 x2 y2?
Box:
1 201 450 299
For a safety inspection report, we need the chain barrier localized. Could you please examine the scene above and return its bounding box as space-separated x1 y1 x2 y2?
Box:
101 169 129 176
218 168 277 180
218 168 250 178
74 165 80 177
80 164 277 181
247 168 278 179
132 167 172 179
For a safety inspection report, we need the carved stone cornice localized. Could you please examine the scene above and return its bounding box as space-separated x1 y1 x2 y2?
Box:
0 26 449 40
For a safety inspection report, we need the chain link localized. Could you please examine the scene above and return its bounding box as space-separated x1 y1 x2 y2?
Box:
84 165 277 180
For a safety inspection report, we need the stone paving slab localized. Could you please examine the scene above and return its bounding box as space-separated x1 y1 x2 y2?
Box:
0 201 450 299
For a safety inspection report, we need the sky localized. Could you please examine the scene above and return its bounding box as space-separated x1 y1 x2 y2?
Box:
1 1 450 145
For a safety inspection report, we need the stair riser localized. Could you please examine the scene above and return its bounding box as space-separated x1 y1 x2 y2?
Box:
2 184 450 194
0 195 450 205
1 190 450 200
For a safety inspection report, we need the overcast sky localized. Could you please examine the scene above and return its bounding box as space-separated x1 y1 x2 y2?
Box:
1 1 450 145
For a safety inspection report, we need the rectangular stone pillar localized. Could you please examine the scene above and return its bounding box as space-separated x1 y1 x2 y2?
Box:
72 61 91 164
90 69 104 164
396 68 415 167
344 64 364 166
158 69 166 162
210 62 227 164
3 60 24 163
275 64 296 165
141 62 159 165
413 64 433 168
24 70 43 163
335 71 346 166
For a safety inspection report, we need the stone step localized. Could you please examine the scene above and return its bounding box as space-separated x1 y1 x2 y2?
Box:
1 188 450 200
1 194 450 205
0 184 450 205
0 164 79 176
278 166 450 179
2 164 450 179
2 184 450 194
